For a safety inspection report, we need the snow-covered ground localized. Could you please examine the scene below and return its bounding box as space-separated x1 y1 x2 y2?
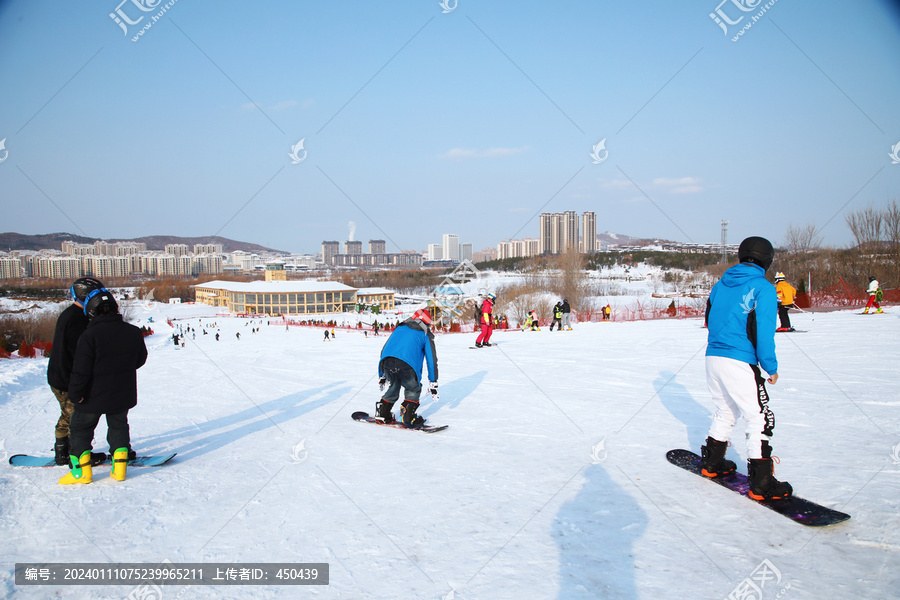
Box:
1 301 898 599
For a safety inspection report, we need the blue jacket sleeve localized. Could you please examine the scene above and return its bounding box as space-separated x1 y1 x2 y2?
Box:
754 285 778 375
424 332 438 382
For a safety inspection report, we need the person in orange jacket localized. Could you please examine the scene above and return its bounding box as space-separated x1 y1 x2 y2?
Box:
774 272 796 332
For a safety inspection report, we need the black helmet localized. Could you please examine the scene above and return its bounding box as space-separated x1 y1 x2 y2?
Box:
738 236 774 271
869 275 876 282
70 277 105 302
83 288 118 318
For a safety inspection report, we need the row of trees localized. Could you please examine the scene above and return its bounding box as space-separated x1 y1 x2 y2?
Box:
776 200 900 289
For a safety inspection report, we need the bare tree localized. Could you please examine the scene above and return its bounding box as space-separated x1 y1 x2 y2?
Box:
554 246 589 311
845 206 884 253
784 223 823 254
884 198 900 257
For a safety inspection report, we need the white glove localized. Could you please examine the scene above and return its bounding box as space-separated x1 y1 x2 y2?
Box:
378 376 386 391
428 382 439 402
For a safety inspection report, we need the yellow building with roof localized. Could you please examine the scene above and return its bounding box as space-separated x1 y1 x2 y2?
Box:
194 280 359 315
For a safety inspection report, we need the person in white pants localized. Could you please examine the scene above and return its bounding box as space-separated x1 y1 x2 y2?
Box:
701 236 792 501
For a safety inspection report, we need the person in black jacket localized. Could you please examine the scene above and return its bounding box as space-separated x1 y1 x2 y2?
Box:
561 299 572 330
59 289 148 485
550 303 563 331
47 277 104 465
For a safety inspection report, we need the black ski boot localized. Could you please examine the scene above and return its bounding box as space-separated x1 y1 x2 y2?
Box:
700 436 736 478
54 438 70 466
748 458 792 500
90 452 108 466
375 400 395 424
400 401 426 427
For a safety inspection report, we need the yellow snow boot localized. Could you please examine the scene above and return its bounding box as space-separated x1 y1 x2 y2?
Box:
59 451 92 485
111 447 129 481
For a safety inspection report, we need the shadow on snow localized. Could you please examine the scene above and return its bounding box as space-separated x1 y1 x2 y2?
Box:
655 370 711 453
554 464 647 600
420 371 487 418
133 383 350 462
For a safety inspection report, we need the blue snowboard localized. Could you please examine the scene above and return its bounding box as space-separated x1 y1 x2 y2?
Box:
9 453 177 468
667 449 850 527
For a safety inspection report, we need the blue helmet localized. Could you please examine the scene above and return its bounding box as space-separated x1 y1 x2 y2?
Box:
83 288 117 318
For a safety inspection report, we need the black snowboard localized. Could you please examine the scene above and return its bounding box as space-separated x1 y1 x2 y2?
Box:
10 453 177 468
667 449 850 527
352 411 448 433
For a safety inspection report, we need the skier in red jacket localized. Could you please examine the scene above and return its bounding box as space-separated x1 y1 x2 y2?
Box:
475 292 496 347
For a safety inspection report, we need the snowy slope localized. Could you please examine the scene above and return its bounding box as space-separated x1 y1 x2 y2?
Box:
1 304 898 599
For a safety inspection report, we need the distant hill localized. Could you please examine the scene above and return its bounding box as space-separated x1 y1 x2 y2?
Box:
598 232 654 247
0 232 286 254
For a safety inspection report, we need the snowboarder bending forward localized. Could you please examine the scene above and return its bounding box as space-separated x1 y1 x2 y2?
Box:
376 309 438 427
701 236 792 501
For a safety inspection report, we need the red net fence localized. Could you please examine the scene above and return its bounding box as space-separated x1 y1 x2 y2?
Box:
808 278 898 308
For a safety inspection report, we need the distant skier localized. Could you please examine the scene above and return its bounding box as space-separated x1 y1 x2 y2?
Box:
215 332 219 341
331 327 336 339
236 332 241 340
550 303 563 331
474 293 496 347
47 277 104 465
603 303 611 321
375 309 438 426
700 236 792 501
863 276 883 314
561 299 572 330
774 272 796 331
324 329 330 341
60 289 147 485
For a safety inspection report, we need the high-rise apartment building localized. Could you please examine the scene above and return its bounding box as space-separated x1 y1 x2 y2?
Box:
442 234 460 262
165 244 190 256
427 244 443 261
369 239 386 254
194 243 223 255
345 241 363 255
562 211 579 252
540 211 596 255
581 211 597 253
322 241 341 266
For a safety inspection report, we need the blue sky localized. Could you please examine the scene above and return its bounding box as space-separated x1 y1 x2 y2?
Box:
1 0 899 254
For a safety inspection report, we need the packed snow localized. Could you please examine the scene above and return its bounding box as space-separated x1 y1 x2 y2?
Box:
1 298 898 599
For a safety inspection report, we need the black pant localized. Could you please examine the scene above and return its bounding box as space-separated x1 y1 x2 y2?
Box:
777 304 793 329
69 409 130 457
380 357 421 403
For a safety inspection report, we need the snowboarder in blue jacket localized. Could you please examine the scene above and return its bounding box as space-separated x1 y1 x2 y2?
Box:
376 309 439 426
701 236 792 501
